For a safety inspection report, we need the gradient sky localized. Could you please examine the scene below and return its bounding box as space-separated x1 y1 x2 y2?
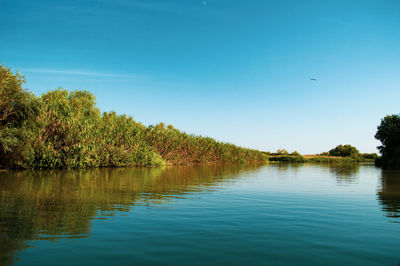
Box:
1 0 399 154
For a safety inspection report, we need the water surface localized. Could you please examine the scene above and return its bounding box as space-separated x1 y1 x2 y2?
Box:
0 164 399 265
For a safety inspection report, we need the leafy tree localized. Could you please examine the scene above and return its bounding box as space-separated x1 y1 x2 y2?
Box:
0 65 26 123
291 150 301 156
0 65 42 168
276 149 289 155
328 145 359 158
375 114 400 168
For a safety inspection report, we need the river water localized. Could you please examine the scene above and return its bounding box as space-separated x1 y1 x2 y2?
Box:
0 164 399 265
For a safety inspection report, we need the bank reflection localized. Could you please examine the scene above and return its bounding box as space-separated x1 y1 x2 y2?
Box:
271 162 361 184
377 170 400 219
0 165 262 265
328 164 360 184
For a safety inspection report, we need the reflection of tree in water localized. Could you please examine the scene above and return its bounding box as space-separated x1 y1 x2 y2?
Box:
272 163 360 184
274 163 302 171
377 170 400 219
327 164 360 184
270 163 302 179
0 165 263 265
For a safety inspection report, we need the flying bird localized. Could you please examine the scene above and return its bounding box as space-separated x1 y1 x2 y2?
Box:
310 78 317 81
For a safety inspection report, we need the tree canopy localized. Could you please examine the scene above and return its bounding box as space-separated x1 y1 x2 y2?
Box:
328 144 359 158
375 114 400 168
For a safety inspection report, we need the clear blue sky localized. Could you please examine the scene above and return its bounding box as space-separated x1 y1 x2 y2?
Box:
1 0 399 154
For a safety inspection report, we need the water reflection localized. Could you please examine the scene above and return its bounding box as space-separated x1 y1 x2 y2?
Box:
0 165 262 265
328 164 360 184
377 170 400 219
271 163 361 184
1 164 399 265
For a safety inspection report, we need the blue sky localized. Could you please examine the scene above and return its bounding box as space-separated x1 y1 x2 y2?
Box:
1 0 399 153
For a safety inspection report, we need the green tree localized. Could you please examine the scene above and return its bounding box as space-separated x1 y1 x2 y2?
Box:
0 65 26 123
276 149 289 155
291 150 301 156
375 114 400 168
328 145 359 158
0 65 42 168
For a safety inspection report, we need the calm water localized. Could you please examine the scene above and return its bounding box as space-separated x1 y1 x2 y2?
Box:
0 164 399 265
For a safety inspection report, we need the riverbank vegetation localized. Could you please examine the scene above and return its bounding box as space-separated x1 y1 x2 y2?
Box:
2 65 395 169
0 65 266 169
266 145 378 164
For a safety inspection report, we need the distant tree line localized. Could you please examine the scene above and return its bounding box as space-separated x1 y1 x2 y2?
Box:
265 116 399 167
266 144 379 164
0 65 266 169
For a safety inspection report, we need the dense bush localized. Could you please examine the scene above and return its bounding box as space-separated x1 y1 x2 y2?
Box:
268 155 307 163
0 65 266 169
143 123 266 164
267 145 376 164
291 150 301 156
267 155 356 164
308 156 355 164
0 66 42 168
328 144 359 158
375 114 400 168
360 153 379 160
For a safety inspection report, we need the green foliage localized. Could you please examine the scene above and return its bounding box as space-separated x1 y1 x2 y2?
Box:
328 144 359 158
291 150 301 156
0 65 42 168
360 153 379 161
144 122 266 164
276 149 289 155
0 66 265 169
98 112 164 167
268 155 356 164
0 65 26 124
268 155 307 163
375 114 400 168
308 156 355 164
267 144 372 164
266 148 374 164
